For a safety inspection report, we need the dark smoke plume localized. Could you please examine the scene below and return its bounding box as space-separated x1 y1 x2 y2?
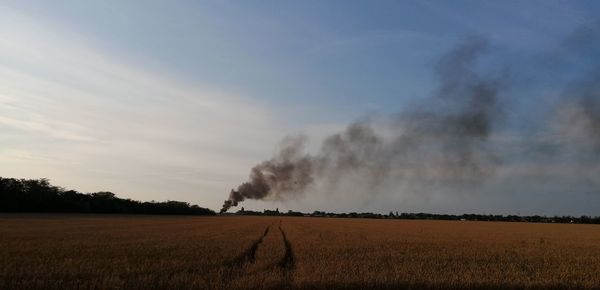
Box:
221 36 506 213
220 136 313 213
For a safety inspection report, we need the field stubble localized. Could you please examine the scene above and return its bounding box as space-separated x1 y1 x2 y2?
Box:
0 214 599 289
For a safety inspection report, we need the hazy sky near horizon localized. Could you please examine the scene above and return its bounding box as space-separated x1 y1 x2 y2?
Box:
1 1 600 215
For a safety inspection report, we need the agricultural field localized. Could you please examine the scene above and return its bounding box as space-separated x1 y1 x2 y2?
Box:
1 215 599 289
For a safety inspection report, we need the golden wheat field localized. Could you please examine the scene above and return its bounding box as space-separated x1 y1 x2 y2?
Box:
0 215 599 290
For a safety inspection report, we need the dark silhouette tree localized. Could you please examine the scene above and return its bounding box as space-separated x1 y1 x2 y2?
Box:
0 177 214 215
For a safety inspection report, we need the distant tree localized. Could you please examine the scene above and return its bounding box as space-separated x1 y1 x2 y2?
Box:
0 176 215 215
92 192 116 199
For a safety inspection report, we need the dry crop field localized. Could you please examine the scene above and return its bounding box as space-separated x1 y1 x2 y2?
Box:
1 215 599 289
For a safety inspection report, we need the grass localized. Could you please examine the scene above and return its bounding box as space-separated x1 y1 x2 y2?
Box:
0 214 599 289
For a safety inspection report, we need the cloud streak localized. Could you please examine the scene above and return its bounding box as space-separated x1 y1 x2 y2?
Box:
0 8 283 207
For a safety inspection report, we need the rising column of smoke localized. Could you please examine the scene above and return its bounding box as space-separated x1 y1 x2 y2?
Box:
220 36 506 213
386 35 504 182
220 136 314 213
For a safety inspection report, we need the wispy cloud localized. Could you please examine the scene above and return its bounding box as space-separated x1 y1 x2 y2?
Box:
0 8 284 208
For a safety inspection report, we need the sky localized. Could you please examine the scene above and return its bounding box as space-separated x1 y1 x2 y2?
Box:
1 0 599 215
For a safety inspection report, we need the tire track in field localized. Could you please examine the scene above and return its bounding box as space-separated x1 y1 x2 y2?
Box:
223 220 295 289
278 224 294 270
222 223 273 287
278 222 295 289
228 224 271 267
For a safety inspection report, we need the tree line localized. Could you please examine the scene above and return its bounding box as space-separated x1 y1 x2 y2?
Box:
230 208 600 224
0 177 215 215
2 176 597 223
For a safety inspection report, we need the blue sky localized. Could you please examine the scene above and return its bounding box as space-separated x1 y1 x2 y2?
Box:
11 1 595 114
1 1 599 215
